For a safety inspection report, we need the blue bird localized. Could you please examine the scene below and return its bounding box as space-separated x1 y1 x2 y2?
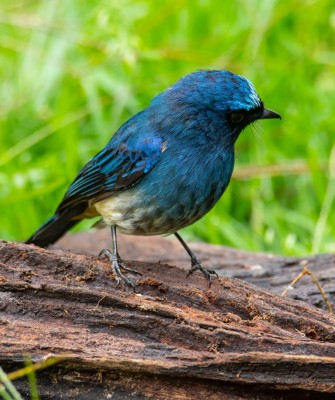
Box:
26 70 280 288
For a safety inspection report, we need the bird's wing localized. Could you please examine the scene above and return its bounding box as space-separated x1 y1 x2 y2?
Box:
57 136 166 211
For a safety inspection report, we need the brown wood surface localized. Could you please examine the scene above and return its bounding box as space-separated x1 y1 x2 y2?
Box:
1 231 335 399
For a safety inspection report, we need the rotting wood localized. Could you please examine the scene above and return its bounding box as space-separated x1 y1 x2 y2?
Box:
1 231 335 399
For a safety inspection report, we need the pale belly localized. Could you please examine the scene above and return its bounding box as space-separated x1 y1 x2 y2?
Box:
94 189 209 236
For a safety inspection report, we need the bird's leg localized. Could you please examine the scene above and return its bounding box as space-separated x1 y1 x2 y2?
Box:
174 232 218 286
99 226 142 290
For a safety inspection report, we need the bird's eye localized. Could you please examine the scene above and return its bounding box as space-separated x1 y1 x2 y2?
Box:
230 113 244 124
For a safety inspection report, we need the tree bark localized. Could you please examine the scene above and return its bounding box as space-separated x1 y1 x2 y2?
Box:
1 231 335 399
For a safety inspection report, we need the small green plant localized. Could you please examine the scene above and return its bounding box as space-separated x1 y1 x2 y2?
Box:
0 368 23 400
0 356 64 400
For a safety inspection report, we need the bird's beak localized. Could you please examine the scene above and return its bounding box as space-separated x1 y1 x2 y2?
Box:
261 108 281 120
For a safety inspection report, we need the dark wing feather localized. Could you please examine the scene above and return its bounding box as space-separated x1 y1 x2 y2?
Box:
57 136 165 212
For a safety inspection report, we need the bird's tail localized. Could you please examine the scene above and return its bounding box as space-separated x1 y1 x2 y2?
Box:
26 204 87 248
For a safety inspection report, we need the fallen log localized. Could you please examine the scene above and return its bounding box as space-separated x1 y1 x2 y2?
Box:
1 231 335 399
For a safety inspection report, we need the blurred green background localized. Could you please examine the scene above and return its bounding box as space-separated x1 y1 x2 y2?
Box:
1 0 335 256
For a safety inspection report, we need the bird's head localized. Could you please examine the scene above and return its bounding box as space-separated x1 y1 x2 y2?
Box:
151 70 280 146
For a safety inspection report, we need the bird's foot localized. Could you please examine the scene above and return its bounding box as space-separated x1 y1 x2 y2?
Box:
99 249 142 291
187 256 218 287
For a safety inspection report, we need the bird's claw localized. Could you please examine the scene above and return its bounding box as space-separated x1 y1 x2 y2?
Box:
99 249 141 291
187 257 218 287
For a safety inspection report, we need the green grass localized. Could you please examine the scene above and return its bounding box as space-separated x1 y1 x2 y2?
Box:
1 0 335 256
